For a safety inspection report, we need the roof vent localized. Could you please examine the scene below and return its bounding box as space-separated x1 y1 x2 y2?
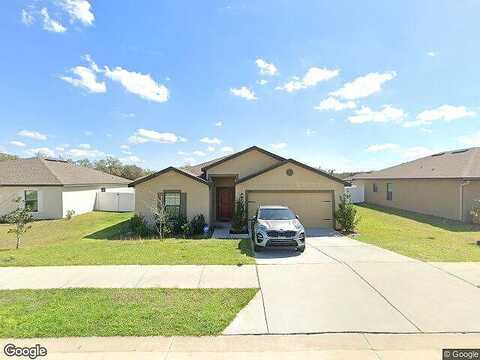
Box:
431 152 445 157
451 149 469 154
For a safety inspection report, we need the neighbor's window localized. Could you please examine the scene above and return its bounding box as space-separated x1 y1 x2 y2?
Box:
101 187 106 192
386 183 393 201
164 192 181 217
373 183 378 193
24 190 38 212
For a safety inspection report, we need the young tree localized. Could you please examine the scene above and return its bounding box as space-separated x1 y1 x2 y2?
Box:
335 192 360 233
6 198 34 250
231 193 247 232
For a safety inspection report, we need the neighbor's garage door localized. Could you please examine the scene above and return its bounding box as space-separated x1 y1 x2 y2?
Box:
247 191 333 228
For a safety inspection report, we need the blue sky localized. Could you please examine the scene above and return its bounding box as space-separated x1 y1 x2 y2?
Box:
1 0 479 172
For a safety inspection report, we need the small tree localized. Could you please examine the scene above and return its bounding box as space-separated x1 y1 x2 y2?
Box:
335 193 359 233
6 198 34 249
231 193 247 232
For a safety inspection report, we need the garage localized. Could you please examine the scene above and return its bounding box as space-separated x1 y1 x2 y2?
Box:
247 190 334 228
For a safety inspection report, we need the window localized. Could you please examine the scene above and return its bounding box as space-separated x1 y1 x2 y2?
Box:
24 190 38 212
258 208 296 220
101 188 106 192
373 183 378 193
164 192 181 217
386 183 393 201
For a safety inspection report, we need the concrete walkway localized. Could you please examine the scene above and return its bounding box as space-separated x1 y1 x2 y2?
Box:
0 265 258 290
2 333 480 359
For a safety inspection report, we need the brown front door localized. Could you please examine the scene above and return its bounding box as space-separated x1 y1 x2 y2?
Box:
216 187 234 221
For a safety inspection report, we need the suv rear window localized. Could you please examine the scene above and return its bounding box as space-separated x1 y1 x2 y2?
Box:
258 208 295 220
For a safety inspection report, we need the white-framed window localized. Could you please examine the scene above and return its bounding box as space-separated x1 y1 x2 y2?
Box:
24 190 38 212
386 183 393 201
164 191 181 217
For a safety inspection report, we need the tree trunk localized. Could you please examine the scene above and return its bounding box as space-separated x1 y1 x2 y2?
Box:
16 233 20 250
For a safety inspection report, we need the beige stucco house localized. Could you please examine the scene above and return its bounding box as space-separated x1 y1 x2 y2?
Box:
351 147 480 223
130 146 348 228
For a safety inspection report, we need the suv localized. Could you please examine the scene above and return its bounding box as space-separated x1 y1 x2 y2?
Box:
251 206 306 253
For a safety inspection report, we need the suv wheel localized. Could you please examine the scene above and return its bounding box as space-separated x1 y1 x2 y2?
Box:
254 244 263 252
297 246 305 253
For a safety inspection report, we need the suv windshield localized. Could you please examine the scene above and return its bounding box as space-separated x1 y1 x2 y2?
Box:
258 208 296 220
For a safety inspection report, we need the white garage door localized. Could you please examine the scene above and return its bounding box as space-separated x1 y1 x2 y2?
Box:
247 191 334 228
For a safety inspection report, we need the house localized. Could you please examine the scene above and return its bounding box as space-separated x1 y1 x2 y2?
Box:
130 146 348 228
0 158 131 219
351 147 480 223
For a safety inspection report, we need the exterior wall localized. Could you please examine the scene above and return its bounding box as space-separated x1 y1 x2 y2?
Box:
0 186 63 219
236 162 345 224
134 171 210 224
206 150 282 179
355 179 462 221
462 180 480 223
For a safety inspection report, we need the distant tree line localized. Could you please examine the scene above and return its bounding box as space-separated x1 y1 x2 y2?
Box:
72 157 153 180
0 153 18 161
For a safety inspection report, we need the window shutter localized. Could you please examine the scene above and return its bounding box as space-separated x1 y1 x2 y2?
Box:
180 192 187 218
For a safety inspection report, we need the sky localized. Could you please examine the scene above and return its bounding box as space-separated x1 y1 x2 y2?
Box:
1 0 480 172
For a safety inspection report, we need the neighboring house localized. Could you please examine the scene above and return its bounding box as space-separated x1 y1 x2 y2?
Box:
130 146 348 228
0 158 131 219
351 147 480 223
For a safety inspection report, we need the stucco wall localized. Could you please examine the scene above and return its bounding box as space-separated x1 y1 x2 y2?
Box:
134 170 210 223
462 180 480 223
355 179 462 221
0 186 63 219
206 150 281 179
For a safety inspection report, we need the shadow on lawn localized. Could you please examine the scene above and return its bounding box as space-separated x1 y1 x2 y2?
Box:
357 203 480 233
84 220 133 240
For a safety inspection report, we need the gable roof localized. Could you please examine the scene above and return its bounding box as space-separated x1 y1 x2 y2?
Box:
181 155 230 177
353 147 480 180
236 158 349 185
200 146 286 172
0 158 130 186
129 166 208 187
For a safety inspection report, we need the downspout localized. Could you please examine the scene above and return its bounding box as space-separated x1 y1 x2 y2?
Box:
460 180 471 222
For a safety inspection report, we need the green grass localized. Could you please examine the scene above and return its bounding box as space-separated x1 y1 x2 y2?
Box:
0 288 258 338
354 204 480 262
0 212 254 266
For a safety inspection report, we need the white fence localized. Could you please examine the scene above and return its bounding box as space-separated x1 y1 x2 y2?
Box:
345 184 365 204
96 192 135 212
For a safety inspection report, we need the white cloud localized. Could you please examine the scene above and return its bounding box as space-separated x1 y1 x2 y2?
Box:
255 58 278 76
207 146 215 152
214 121 223 127
193 150 206 157
58 0 94 26
458 131 480 147
277 67 339 92
230 86 257 101
256 79 268 85
17 130 48 141
121 150 132 155
427 51 436 57
404 105 475 127
183 157 196 165
305 129 316 136
120 144 130 150
128 129 183 144
21 9 35 25
60 65 106 93
78 143 91 149
270 143 287 150
26 147 56 158
200 137 222 145
9 141 26 147
401 146 434 160
330 71 396 100
40 8 66 33
366 143 400 152
220 146 234 153
177 151 189 156
104 66 169 102
67 147 105 158
120 155 143 164
348 105 405 124
314 97 356 111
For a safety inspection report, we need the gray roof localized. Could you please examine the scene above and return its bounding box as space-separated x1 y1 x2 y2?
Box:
180 155 230 176
353 147 480 180
0 158 130 186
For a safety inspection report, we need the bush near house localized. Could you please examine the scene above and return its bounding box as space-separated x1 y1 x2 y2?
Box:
335 193 360 233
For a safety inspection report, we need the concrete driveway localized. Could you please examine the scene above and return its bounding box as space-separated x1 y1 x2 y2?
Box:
225 229 480 334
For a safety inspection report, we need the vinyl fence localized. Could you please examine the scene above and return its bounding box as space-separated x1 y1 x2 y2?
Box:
96 192 135 212
345 184 365 204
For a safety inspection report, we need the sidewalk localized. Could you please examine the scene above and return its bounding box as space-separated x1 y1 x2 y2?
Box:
0 265 258 289
2 333 480 359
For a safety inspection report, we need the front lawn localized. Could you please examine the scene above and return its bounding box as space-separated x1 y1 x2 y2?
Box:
0 212 254 266
0 288 257 337
354 204 480 262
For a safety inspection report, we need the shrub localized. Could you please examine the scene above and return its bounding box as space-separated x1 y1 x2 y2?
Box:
470 200 480 224
65 209 75 220
231 193 247 232
6 197 34 249
190 214 206 235
170 213 187 235
335 193 360 233
130 214 152 238
181 222 193 238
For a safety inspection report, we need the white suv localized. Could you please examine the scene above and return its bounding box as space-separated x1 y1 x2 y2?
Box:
252 206 306 253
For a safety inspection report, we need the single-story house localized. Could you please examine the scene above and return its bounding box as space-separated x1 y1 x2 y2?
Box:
130 146 348 228
0 157 131 219
351 147 480 223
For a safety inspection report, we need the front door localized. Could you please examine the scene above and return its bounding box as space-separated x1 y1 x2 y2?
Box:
216 187 234 221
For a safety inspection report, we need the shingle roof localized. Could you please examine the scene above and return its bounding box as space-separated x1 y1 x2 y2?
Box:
0 158 131 186
353 147 480 180
180 155 230 176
